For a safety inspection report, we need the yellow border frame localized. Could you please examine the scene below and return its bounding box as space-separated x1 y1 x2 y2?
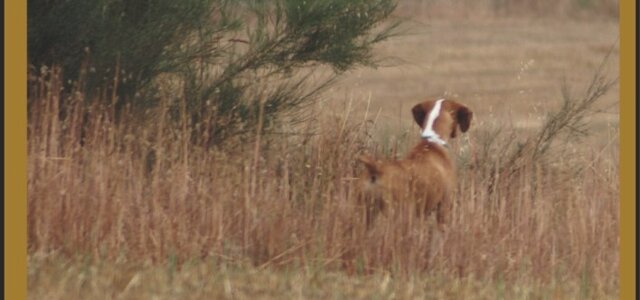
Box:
619 0 636 299
4 0 636 299
5 0 27 299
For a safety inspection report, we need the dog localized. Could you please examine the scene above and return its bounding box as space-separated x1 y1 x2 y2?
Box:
357 98 472 263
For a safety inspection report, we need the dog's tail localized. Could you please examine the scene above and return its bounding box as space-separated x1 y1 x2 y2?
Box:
357 154 381 182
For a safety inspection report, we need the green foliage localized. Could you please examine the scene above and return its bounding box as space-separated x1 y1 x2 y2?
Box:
280 0 398 71
28 0 232 99
28 0 400 146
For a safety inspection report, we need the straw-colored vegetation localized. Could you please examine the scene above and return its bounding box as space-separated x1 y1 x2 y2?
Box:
28 1 619 299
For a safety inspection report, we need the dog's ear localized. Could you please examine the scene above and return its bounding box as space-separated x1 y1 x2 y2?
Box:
411 103 426 128
357 155 381 183
456 105 472 132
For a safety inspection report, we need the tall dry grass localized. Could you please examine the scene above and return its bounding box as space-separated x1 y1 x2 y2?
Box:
28 62 618 297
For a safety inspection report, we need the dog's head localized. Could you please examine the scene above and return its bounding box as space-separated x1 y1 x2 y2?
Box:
411 98 473 145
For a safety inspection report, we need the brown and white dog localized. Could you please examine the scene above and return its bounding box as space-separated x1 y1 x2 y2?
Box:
357 98 472 262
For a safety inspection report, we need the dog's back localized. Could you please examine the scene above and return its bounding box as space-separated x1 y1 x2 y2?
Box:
358 140 455 224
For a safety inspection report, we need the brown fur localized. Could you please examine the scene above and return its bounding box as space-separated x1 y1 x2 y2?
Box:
357 98 473 263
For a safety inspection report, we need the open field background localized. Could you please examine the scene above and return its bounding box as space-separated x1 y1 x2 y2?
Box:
28 1 619 299
326 18 618 153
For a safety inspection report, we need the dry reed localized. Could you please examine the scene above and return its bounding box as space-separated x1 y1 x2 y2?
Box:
28 58 618 298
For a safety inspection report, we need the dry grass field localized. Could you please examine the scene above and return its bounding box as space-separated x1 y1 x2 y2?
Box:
28 1 619 299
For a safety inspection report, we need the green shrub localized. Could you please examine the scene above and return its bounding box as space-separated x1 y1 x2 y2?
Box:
28 0 400 146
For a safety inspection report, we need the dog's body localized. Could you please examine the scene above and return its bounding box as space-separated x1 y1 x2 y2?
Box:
357 98 473 263
358 139 455 227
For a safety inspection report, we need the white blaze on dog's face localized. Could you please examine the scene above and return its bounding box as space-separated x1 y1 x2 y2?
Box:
420 99 446 145
411 98 473 145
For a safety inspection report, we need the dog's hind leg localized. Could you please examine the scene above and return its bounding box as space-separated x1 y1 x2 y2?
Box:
427 200 450 268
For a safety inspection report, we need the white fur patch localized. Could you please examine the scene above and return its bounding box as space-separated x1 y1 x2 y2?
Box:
421 99 447 145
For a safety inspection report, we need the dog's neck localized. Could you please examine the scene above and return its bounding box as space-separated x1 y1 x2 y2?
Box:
423 135 447 147
407 139 450 160
419 139 448 150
